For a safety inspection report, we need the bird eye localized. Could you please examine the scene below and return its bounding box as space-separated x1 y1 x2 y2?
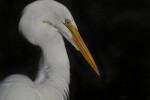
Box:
67 20 69 23
64 19 72 30
66 19 70 24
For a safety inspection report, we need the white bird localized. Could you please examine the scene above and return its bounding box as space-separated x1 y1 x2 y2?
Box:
0 0 99 100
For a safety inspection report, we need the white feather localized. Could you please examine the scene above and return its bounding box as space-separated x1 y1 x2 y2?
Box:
0 0 78 100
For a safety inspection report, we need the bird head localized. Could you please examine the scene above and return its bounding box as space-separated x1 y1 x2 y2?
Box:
19 0 100 76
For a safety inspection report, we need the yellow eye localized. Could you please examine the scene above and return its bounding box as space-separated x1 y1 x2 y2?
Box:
64 19 72 30
65 19 70 24
67 20 69 23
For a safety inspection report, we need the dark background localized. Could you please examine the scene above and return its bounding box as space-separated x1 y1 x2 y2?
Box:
0 0 149 100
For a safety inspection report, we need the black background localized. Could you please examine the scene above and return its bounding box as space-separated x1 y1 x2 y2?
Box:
0 0 149 100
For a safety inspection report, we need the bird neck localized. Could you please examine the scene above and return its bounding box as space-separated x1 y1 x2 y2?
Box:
35 36 70 100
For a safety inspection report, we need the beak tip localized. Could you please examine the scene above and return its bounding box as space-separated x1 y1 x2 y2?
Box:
96 71 100 77
94 66 100 77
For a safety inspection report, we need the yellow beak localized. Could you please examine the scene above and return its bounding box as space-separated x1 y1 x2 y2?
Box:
70 24 100 76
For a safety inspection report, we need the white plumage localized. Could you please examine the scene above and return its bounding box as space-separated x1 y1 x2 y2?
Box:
0 0 99 100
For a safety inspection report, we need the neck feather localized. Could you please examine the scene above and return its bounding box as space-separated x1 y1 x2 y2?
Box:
35 36 70 100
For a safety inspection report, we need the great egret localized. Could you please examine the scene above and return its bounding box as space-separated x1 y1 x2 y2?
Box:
0 0 99 100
